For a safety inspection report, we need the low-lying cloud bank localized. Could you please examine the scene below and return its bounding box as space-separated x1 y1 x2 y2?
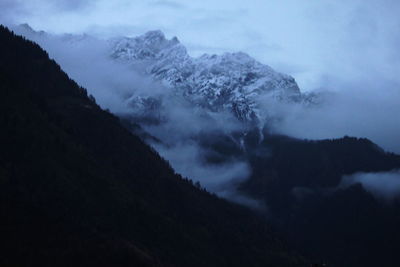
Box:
153 142 249 191
341 170 400 201
11 25 160 114
9 25 400 209
12 25 400 156
267 85 400 154
10 26 258 205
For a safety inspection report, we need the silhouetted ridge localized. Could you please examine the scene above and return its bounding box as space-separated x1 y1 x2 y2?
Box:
238 133 400 267
194 126 400 267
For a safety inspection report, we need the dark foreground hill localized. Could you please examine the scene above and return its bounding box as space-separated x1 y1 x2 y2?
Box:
0 25 307 267
240 134 400 267
197 128 400 267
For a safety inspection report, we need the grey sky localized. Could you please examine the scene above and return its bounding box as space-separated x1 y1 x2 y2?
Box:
1 0 399 91
1 0 399 153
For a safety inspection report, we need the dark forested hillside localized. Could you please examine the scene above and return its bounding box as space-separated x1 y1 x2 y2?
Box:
239 134 400 267
0 25 306 267
241 133 400 203
197 128 400 267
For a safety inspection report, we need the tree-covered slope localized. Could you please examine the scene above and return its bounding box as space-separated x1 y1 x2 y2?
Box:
198 129 400 267
239 134 400 267
0 25 306 267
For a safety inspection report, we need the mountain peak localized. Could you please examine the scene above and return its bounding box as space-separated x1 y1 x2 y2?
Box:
19 23 34 32
223 52 254 62
14 23 46 37
110 31 302 125
0 25 306 267
141 30 180 44
142 30 166 42
111 30 184 61
10 25 303 126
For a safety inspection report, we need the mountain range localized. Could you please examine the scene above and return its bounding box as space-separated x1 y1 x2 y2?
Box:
110 30 303 125
4 24 400 267
14 23 311 129
0 25 306 267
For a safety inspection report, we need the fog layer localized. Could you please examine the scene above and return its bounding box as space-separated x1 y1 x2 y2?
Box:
341 170 400 201
8 24 400 208
10 27 257 204
268 85 400 153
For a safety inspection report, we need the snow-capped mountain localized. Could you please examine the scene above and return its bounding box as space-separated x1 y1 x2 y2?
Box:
110 30 302 125
12 24 306 128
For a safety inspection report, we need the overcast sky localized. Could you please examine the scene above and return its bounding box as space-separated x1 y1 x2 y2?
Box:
1 0 400 91
1 0 400 153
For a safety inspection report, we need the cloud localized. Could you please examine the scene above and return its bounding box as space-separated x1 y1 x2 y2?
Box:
0 0 90 20
152 141 264 209
149 1 185 9
5 1 400 203
0 0 27 24
153 142 249 190
341 170 400 202
10 26 259 206
266 84 400 154
3 1 399 92
10 25 164 114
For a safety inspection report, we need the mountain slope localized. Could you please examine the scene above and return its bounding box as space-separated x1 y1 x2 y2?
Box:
197 129 400 267
0 26 306 267
12 25 307 129
111 30 302 124
239 133 400 267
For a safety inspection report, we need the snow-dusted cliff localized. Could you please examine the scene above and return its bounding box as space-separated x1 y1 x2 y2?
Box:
110 30 302 125
12 24 306 128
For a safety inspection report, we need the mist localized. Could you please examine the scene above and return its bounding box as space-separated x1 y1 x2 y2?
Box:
3 0 400 206
2 1 399 90
3 1 400 155
341 170 400 202
9 25 258 205
11 26 164 114
151 140 263 208
266 84 400 154
153 141 249 191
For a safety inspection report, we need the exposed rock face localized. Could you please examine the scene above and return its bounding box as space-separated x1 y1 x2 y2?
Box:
12 25 306 129
110 30 302 125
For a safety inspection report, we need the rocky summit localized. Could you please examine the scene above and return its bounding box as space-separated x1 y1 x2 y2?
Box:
110 30 302 125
